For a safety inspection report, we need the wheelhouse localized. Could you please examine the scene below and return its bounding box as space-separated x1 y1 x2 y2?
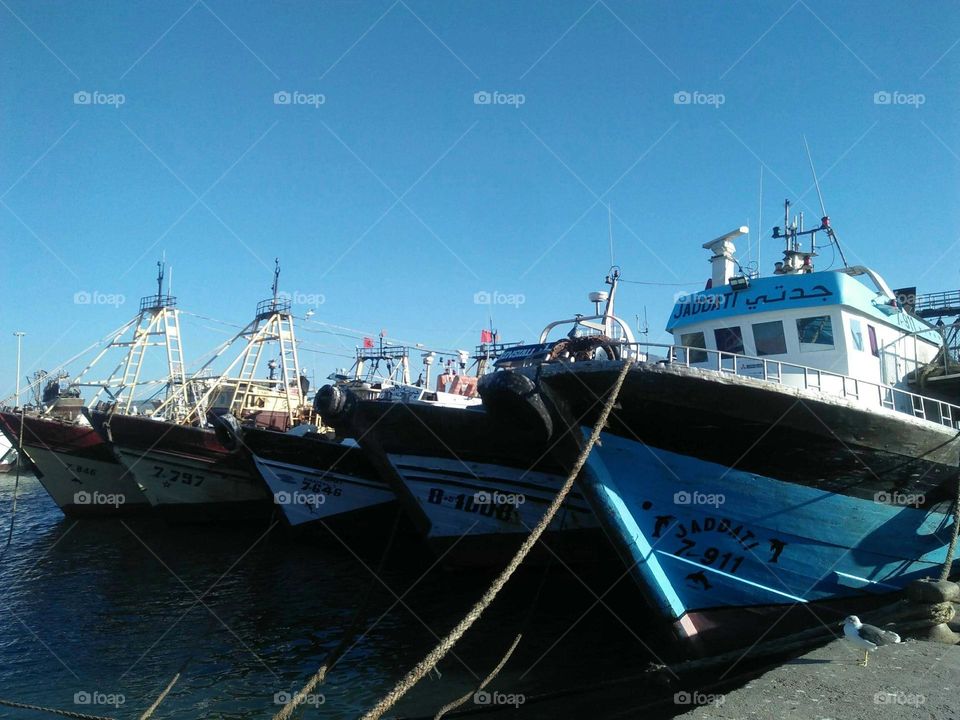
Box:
668 232 943 391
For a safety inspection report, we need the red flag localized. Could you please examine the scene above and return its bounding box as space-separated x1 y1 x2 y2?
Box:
480 329 494 343
363 337 374 348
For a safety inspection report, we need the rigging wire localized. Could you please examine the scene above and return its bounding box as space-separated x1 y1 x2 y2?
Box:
618 279 702 287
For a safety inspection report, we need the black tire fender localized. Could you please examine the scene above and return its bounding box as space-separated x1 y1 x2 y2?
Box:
210 412 243 451
479 370 553 442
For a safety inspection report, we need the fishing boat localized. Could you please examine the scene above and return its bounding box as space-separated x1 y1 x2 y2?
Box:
317 339 604 566
479 204 960 651
89 260 312 523
0 264 190 516
244 341 466 533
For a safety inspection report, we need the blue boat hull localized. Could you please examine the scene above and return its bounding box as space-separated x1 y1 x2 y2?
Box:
584 431 957 642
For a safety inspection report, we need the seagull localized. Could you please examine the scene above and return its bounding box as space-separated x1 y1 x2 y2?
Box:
843 615 901 666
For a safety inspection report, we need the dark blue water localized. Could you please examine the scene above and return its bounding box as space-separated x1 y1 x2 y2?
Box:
0 474 670 719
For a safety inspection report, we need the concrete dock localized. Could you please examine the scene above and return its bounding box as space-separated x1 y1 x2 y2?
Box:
677 638 959 719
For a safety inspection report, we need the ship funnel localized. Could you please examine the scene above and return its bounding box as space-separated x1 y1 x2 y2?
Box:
703 227 748 287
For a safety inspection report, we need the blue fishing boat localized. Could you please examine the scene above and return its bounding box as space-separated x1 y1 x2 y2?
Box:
481 205 960 650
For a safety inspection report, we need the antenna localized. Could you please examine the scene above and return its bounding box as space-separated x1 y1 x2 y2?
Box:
803 135 848 268
156 260 164 297
272 258 280 300
607 203 615 267
636 308 649 340
757 164 763 273
803 135 827 219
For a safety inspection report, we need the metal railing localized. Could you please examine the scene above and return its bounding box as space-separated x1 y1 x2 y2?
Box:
619 342 960 430
915 289 960 310
255 297 292 319
139 294 177 311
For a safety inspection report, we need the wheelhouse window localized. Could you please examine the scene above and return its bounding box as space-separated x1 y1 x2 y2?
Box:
753 320 787 356
868 325 880 357
680 331 707 363
796 315 834 351
714 326 744 354
850 319 865 352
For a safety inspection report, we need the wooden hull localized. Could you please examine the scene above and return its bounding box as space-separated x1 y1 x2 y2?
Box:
0 411 150 516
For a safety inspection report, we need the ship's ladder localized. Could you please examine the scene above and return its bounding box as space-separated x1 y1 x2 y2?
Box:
231 320 270 415
161 307 190 420
275 311 302 425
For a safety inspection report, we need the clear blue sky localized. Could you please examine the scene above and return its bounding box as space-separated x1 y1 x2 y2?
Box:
2 0 959 398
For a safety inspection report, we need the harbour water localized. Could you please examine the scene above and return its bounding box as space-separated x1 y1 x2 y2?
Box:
0 473 671 719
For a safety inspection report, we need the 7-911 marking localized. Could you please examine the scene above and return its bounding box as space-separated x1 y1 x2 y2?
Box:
673 539 745 574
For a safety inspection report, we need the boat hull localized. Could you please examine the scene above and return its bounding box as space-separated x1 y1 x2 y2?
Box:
516 360 960 648
585 432 955 644
242 428 396 529
0 411 150 516
341 400 608 566
90 411 270 523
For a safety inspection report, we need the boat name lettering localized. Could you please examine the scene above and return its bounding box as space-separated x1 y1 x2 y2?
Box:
673 516 760 549
496 343 553 362
674 541 745 576
426 487 519 523
152 465 205 488
65 463 97 477
672 284 834 320
673 292 737 320
296 476 342 497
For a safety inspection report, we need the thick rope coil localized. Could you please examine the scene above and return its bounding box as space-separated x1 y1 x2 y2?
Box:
433 633 523 720
360 361 632 720
0 698 117 720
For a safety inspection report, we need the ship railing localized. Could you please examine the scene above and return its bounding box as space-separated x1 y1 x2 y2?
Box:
626 342 960 430
139 294 177 311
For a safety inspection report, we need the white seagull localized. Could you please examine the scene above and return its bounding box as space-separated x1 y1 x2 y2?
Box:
843 615 901 666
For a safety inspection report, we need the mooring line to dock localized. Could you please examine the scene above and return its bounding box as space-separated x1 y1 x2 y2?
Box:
271 507 406 720
0 411 26 561
137 670 181 720
0 698 117 720
938 471 960 581
359 361 633 720
433 633 523 720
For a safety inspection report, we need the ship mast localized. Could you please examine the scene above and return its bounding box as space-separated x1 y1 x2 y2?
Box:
70 260 189 419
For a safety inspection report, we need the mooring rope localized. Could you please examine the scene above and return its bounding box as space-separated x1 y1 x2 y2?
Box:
938 471 960 581
359 360 633 720
138 671 181 720
1 410 25 559
433 633 523 720
271 507 406 720
0 698 117 720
